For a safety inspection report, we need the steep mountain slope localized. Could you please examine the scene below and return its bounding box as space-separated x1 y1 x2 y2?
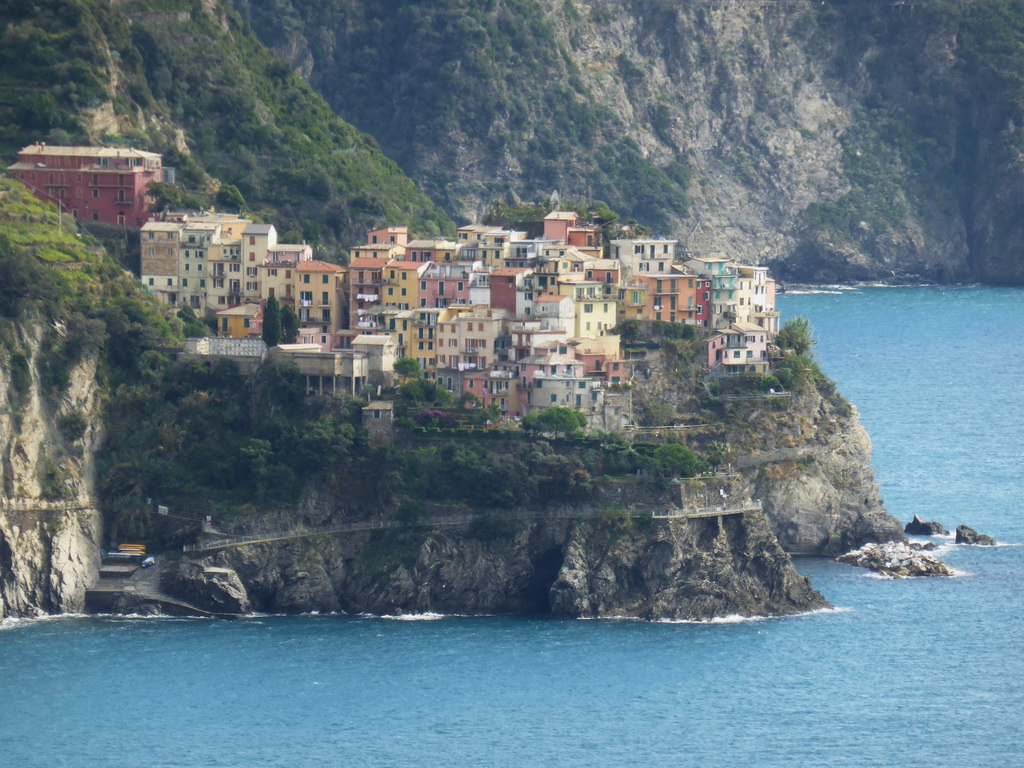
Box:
0 0 452 254
237 0 1024 284
0 177 181 618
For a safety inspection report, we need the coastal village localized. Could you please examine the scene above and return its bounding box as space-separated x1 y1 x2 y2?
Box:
8 143 780 429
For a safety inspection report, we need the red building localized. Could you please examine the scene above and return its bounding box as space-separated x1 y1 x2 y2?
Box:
7 143 163 227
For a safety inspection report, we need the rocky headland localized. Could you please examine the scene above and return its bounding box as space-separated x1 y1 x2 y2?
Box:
163 497 828 621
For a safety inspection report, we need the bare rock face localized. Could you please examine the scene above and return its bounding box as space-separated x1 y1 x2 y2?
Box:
1 325 103 620
955 525 997 546
163 562 252 614
904 515 950 536
549 514 828 621
836 541 953 578
171 512 827 621
740 385 905 554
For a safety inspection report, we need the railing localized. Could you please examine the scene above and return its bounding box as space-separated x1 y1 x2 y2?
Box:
183 501 763 552
653 500 761 519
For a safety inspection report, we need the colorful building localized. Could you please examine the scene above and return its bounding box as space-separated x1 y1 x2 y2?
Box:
8 143 163 227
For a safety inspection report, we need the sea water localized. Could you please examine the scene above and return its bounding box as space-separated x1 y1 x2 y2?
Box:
2 287 1022 767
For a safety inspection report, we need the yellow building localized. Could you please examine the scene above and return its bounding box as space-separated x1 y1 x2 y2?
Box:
294 260 345 334
383 309 417 360
383 261 429 311
216 303 260 338
410 308 443 378
572 291 616 338
617 280 648 322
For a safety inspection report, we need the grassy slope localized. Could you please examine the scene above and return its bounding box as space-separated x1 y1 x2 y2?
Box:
0 0 453 256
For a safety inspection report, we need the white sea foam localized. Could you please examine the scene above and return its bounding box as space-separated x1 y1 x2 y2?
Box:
784 289 846 295
378 612 447 621
625 605 850 625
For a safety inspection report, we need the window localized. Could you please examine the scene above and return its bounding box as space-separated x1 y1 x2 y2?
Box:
550 394 558 403
182 279 188 287
303 274 310 284
148 278 154 286
91 189 98 198
247 267 257 277
322 275 329 284
184 263 190 272
584 304 593 313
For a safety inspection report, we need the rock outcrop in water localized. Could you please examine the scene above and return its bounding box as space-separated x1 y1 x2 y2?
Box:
955 525 997 546
169 510 827 620
836 541 952 578
904 516 950 536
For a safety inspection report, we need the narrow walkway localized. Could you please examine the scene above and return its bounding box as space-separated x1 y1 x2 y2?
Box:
183 503 763 553
86 559 241 618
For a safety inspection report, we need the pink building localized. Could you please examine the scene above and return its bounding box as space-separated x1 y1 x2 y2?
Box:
8 143 163 227
463 369 521 417
419 262 472 308
366 226 408 246
704 322 770 374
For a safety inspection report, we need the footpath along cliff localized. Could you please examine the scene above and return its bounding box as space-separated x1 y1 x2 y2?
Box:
163 476 828 620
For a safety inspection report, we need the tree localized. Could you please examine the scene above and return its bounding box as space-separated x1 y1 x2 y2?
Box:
775 317 816 356
523 406 587 437
280 304 299 344
262 295 281 347
216 183 246 211
177 303 207 337
394 356 423 381
653 444 703 478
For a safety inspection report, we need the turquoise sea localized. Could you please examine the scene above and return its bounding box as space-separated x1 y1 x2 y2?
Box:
2 287 1022 767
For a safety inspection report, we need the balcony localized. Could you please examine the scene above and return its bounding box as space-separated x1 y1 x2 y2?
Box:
299 299 313 307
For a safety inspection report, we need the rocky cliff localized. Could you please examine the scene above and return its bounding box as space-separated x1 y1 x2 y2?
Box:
166 508 827 620
0 325 103 619
236 0 1024 284
737 387 904 554
630 347 903 554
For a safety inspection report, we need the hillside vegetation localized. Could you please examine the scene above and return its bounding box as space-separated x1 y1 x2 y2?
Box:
231 0 694 230
235 0 1024 284
0 0 452 255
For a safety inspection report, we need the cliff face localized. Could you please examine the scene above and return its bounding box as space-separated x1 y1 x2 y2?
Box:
736 387 905 554
168 511 827 620
235 0 1024 284
0 325 103 619
631 348 903 554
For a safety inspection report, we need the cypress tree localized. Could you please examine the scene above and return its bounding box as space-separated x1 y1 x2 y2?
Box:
262 295 282 347
281 303 299 344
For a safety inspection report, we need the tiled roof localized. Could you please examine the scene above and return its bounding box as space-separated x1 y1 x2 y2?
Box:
296 260 344 272
348 257 388 269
